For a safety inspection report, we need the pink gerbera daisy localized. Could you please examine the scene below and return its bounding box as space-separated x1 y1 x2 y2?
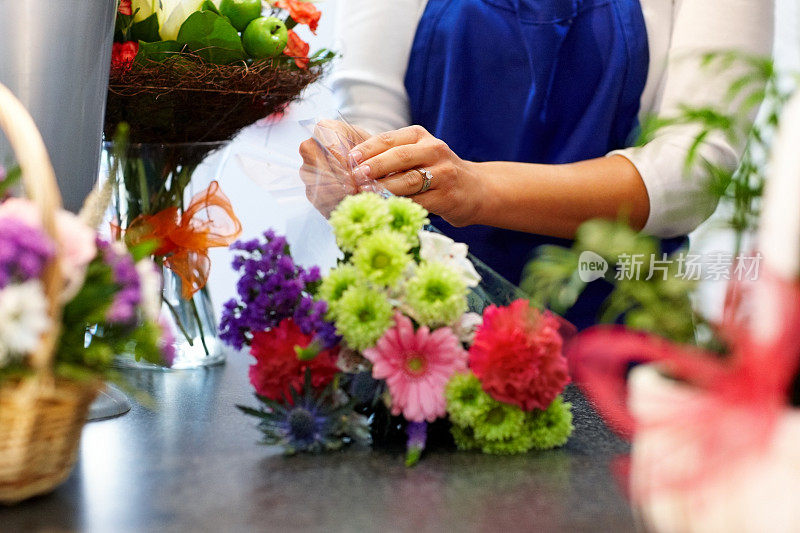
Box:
364 313 467 422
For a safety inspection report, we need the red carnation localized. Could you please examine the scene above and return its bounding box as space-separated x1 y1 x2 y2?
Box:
111 41 139 71
118 0 132 16
248 318 339 402
284 30 310 69
469 299 570 411
275 0 321 34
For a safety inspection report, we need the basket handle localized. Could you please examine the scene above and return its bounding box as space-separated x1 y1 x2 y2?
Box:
0 82 65 372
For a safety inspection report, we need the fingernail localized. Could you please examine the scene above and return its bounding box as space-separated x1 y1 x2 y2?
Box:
356 164 371 179
349 150 363 164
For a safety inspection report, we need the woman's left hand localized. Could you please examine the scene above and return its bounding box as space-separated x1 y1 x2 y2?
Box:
348 125 484 227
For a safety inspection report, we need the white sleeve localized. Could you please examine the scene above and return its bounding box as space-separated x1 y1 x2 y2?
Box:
330 0 425 135
610 0 775 238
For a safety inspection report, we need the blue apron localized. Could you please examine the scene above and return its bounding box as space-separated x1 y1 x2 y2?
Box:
404 0 681 329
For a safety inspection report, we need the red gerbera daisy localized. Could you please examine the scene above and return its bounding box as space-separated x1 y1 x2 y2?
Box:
249 318 339 402
469 299 569 411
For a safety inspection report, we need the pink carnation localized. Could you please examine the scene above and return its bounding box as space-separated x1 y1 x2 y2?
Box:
364 313 467 423
469 299 570 411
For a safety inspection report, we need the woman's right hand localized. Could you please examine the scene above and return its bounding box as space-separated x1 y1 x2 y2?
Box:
299 119 376 218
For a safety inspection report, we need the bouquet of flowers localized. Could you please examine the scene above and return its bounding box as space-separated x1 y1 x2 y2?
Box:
0 180 171 385
221 192 574 464
105 1 332 367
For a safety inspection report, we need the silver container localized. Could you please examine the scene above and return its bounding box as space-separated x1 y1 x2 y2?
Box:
0 0 117 212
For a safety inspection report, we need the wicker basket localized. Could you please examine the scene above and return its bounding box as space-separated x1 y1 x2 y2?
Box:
0 82 100 504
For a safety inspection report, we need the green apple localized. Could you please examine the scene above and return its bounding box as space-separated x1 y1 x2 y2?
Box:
242 16 288 59
219 0 262 32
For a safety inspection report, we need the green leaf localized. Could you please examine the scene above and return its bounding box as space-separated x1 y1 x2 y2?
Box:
131 12 161 42
136 40 183 62
200 0 221 14
176 11 245 64
0 165 21 197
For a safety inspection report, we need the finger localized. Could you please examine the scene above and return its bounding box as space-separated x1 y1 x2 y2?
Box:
356 142 435 180
313 122 357 167
378 169 428 198
349 125 428 164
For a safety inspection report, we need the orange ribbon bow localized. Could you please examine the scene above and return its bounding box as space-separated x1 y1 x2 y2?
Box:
125 181 242 300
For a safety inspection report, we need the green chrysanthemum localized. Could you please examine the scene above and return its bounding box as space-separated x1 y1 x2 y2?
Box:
477 433 535 455
525 396 574 450
317 264 360 318
334 283 394 351
445 372 492 426
404 262 468 327
450 424 479 451
386 196 429 246
329 193 392 253
473 402 527 442
351 230 411 287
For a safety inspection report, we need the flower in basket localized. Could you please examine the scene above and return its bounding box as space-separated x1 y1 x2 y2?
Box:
0 195 170 382
228 192 574 465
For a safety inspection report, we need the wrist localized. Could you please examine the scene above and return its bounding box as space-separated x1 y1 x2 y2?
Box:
465 161 495 226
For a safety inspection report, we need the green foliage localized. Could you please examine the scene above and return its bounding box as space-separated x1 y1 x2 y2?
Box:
523 219 698 344
638 51 796 255
0 165 21 197
176 11 245 64
200 0 221 15
136 40 183 62
54 254 163 382
130 13 161 42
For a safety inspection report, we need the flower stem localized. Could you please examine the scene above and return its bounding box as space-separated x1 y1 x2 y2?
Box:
136 158 150 214
162 295 194 347
189 294 210 356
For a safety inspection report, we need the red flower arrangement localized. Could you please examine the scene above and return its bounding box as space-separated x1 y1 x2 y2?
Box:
469 299 570 411
249 318 340 402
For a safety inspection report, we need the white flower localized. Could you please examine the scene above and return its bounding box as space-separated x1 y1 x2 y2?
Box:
158 0 204 41
452 312 483 345
136 259 163 321
132 0 159 22
0 281 51 355
418 230 481 288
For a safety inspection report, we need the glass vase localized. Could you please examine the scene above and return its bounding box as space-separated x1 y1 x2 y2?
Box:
104 141 234 369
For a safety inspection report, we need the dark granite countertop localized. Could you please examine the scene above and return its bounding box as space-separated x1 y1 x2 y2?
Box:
0 353 636 533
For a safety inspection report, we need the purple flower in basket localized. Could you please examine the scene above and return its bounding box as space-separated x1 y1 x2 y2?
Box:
220 230 339 351
0 217 55 288
98 240 141 324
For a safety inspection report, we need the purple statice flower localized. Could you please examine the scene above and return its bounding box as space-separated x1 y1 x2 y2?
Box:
219 230 339 351
98 239 141 323
0 217 55 288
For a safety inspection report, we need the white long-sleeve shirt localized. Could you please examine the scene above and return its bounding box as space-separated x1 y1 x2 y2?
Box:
330 0 774 238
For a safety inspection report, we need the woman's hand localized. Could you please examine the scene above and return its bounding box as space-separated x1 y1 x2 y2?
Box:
298 120 375 218
348 125 485 227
